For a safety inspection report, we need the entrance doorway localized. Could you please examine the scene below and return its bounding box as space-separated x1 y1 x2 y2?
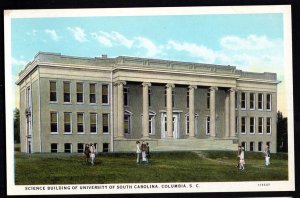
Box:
161 113 179 139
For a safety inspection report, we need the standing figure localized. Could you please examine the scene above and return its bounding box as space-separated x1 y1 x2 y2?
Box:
146 142 150 163
264 144 271 166
136 141 141 164
89 143 96 165
239 147 245 171
236 145 242 168
141 141 147 163
84 144 90 164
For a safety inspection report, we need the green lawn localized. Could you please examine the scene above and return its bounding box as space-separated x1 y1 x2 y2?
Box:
15 151 288 185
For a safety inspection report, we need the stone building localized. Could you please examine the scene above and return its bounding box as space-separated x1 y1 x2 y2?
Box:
16 52 279 153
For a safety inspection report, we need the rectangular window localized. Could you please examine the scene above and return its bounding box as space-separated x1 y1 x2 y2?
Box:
266 94 272 111
266 117 272 134
250 93 255 110
77 113 84 133
235 116 238 134
50 81 57 102
241 92 246 110
235 92 238 109
51 143 58 153
187 89 189 108
77 143 84 153
206 116 210 135
241 117 246 134
258 117 263 134
64 143 72 153
103 113 109 134
102 84 109 104
186 115 189 134
241 142 247 151
89 83 96 104
207 91 210 109
124 87 129 106
76 82 83 103
63 81 71 103
258 141 262 151
148 88 152 107
103 143 109 152
250 142 254 151
50 112 58 133
149 115 154 135
258 93 263 110
64 112 72 134
90 113 97 133
124 114 130 134
250 117 255 134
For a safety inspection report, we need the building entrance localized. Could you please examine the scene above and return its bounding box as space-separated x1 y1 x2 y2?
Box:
161 113 179 139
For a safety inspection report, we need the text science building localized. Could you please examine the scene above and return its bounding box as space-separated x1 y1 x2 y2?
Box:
16 52 279 154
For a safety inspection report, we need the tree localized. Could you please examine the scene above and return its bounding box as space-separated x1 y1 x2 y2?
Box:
13 108 20 144
277 111 288 152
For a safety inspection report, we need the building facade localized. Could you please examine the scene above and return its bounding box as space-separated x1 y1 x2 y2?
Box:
16 52 279 153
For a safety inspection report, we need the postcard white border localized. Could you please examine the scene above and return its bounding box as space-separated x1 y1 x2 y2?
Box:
4 5 294 195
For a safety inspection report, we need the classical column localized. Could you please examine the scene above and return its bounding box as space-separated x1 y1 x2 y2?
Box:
225 90 230 137
189 85 197 138
142 82 151 139
117 81 126 138
166 83 175 138
230 88 236 137
209 86 218 137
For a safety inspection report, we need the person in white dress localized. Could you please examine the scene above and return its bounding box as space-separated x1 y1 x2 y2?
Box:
239 147 245 171
136 141 141 164
264 144 271 166
89 143 96 166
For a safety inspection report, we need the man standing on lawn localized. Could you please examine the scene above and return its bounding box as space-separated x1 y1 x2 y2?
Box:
264 144 271 166
136 141 141 164
84 144 90 164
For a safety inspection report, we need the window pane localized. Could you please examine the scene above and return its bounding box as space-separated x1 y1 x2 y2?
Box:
77 83 83 92
90 84 95 93
64 113 70 122
51 113 57 123
78 113 83 122
50 82 56 91
90 114 96 123
64 82 70 92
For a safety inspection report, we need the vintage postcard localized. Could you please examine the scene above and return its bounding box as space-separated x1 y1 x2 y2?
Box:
4 5 294 195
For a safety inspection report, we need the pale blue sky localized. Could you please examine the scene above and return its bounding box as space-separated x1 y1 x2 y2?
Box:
11 13 286 113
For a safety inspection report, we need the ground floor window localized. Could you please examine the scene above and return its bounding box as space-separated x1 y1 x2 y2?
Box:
206 116 210 135
64 143 72 153
258 141 262 151
124 110 132 134
77 143 84 153
241 141 247 151
250 142 254 151
51 143 58 153
103 143 109 152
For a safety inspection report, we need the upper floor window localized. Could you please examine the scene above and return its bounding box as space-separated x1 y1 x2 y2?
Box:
64 112 72 134
250 93 255 110
89 83 96 104
266 117 272 134
50 81 57 102
235 116 238 134
241 92 246 110
50 112 58 133
103 113 109 134
250 117 255 134
241 117 246 134
258 117 263 134
102 84 109 104
258 93 263 110
76 82 83 103
266 94 272 111
148 88 152 107
77 112 84 134
186 89 189 108
207 91 210 109
63 81 71 103
235 92 238 109
90 113 97 134
124 87 129 106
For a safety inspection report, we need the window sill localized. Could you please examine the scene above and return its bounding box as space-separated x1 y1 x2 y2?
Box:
63 102 72 105
76 102 84 105
103 132 110 135
50 132 58 135
102 103 110 106
77 133 85 135
63 133 72 135
50 101 58 104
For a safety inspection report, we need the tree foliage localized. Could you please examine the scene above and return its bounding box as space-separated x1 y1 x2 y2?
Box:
14 108 20 143
277 111 288 152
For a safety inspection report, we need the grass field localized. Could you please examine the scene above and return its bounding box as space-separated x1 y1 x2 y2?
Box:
15 151 288 185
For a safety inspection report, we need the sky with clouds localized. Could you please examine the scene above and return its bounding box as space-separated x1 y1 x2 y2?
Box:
11 13 287 115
